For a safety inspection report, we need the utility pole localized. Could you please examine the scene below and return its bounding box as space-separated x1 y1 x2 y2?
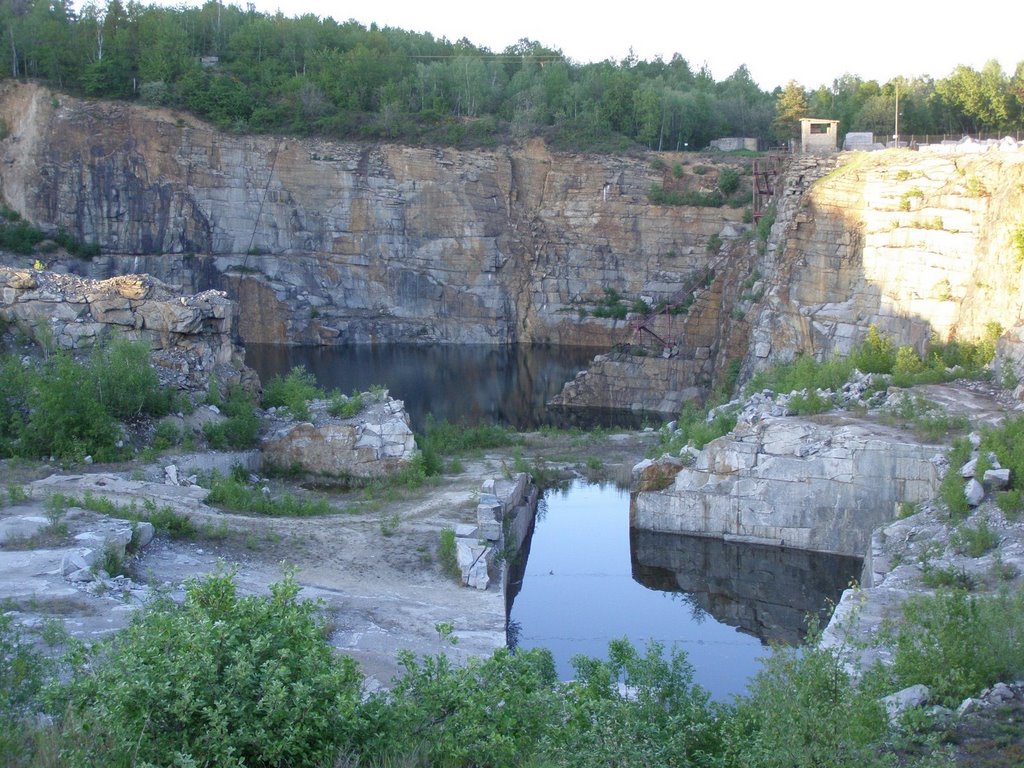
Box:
894 81 900 148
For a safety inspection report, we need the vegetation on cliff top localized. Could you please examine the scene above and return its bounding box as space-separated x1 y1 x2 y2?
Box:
1 1 1021 150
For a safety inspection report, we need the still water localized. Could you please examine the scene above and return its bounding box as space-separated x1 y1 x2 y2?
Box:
245 343 861 698
244 343 650 431
507 480 863 700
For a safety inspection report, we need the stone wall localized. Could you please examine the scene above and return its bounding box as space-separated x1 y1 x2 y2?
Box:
631 414 941 556
0 266 247 392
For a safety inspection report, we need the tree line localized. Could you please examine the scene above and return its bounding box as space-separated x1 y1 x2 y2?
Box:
2 0 1023 150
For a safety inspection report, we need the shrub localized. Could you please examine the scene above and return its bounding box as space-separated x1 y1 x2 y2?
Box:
849 325 896 374
59 570 363 768
92 340 172 420
940 437 973 521
950 516 999 557
888 589 1024 707
205 471 330 517
262 366 322 421
438 527 460 579
203 386 260 449
359 647 560 768
328 391 364 418
717 166 740 195
0 614 51 763
540 640 722 768
727 640 889 768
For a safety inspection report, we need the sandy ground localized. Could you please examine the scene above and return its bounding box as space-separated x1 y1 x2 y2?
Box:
0 429 657 688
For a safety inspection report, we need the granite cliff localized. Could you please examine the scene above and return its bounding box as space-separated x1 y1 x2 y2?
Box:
0 82 744 349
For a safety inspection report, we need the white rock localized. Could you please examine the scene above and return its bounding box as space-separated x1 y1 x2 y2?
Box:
965 478 986 507
881 684 930 721
983 468 1011 490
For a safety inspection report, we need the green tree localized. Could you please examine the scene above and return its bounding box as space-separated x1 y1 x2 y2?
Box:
772 79 808 143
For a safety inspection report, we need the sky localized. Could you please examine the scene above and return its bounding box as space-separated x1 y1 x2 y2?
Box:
151 0 1022 91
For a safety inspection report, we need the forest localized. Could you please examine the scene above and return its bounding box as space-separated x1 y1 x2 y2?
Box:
1 0 1024 150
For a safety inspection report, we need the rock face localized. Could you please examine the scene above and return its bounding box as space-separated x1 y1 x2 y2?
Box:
0 266 248 392
260 393 416 478
0 83 744 348
746 150 1024 378
631 414 941 556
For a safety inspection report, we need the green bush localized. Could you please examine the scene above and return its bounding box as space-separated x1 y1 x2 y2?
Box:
0 614 51 764
59 570 363 768
950 516 999 557
717 166 740 195
359 647 560 768
92 340 172 420
203 386 260 449
728 642 889 768
328 391 364 419
888 589 1024 707
205 471 331 517
849 325 896 374
541 640 722 768
940 437 972 520
438 527 460 579
262 366 323 421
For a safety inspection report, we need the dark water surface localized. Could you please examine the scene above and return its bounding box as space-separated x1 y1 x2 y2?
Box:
244 343 651 431
507 480 862 700
245 343 861 698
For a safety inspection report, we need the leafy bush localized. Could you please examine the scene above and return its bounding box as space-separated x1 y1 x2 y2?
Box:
59 570 363 768
92 340 173 420
328 391 364 418
262 366 323 421
651 401 738 457
940 437 972 520
542 640 722 768
358 647 560 768
849 325 896 374
887 589 1024 707
747 353 855 396
438 527 460 579
717 166 740 195
950 516 999 557
728 641 889 768
0 614 51 764
203 386 260 449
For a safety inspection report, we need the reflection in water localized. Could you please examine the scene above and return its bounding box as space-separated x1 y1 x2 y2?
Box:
244 343 652 431
630 528 863 646
508 481 771 700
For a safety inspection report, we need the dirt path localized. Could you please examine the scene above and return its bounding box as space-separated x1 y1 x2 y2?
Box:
0 429 658 687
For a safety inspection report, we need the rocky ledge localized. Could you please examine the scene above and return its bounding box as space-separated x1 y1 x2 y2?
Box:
0 266 250 393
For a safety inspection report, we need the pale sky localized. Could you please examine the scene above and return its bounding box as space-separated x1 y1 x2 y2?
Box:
154 0 1021 91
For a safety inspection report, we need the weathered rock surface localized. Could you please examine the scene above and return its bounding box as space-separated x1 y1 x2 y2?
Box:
631 413 941 555
0 266 249 392
0 83 743 349
260 392 417 478
746 150 1024 379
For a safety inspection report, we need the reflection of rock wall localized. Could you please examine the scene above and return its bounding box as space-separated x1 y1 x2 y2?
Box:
630 527 861 645
631 414 940 556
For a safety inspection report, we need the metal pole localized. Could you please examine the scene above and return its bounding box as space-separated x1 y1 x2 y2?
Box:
894 81 900 148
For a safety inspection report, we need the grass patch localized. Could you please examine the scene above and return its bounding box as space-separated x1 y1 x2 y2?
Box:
438 527 460 580
204 470 331 517
950 517 999 558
